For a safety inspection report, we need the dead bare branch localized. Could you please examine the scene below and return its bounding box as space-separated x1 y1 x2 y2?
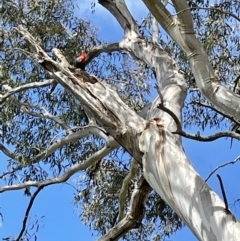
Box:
216 174 229 213
205 155 240 182
157 102 182 131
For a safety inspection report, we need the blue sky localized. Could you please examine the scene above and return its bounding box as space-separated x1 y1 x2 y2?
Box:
1 1 240 240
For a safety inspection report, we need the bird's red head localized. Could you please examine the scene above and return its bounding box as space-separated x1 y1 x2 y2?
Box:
77 52 87 62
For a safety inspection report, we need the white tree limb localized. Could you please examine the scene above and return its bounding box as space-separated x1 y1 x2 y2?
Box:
0 137 119 193
118 158 138 221
98 1 240 241
152 16 159 44
0 79 55 104
0 125 109 166
99 0 139 37
97 176 151 241
143 0 240 120
99 0 187 133
171 0 194 31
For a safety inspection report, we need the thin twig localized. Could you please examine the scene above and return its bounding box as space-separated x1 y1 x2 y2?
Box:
0 166 23 179
192 100 240 126
173 129 240 142
158 102 240 141
205 155 240 182
176 6 240 23
17 101 72 133
16 186 44 241
119 159 138 221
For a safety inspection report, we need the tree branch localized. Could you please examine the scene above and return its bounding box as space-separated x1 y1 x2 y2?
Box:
16 186 44 241
0 126 110 180
0 143 17 160
16 101 72 133
14 135 117 240
119 159 138 221
98 0 139 37
0 166 22 179
172 0 194 32
157 102 182 131
174 129 240 142
152 16 159 44
192 100 240 127
99 1 187 134
33 125 110 163
216 174 229 213
0 137 119 193
85 43 120 66
142 0 174 32
143 0 240 120
0 125 109 170
205 155 240 182
0 79 55 104
233 75 240 93
175 6 240 23
157 102 240 141
97 176 151 241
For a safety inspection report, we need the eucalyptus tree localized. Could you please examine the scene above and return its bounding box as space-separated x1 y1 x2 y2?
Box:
1 0 240 241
